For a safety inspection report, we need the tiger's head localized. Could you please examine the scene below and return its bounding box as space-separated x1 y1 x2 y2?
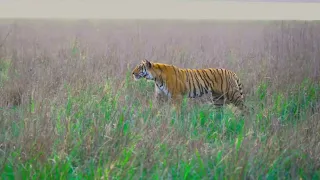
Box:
132 59 155 81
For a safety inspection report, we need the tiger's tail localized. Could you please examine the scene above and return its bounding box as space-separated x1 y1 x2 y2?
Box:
236 77 244 100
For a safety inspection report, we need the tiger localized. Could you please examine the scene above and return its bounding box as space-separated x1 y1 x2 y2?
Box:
132 59 249 116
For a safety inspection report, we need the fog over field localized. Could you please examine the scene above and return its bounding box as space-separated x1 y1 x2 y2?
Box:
1 20 319 102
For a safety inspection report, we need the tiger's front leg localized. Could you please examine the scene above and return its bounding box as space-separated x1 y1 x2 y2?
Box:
151 85 166 117
171 94 183 119
154 84 166 105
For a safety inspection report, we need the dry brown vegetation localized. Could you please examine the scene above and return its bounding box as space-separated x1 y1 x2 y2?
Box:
0 20 319 106
0 19 320 179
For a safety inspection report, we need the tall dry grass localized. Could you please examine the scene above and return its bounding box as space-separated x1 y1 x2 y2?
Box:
0 19 320 179
0 20 319 105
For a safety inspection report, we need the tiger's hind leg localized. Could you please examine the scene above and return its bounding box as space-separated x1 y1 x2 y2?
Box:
227 90 249 117
211 93 228 120
211 92 228 109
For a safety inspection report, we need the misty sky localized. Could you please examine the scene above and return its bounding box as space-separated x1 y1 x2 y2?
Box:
0 0 319 20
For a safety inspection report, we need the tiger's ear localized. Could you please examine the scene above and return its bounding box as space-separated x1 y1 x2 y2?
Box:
143 59 151 68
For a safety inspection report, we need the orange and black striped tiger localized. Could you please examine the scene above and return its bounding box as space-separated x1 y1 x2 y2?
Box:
132 59 249 115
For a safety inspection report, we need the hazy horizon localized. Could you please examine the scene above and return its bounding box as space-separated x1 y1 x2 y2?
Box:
1 0 320 20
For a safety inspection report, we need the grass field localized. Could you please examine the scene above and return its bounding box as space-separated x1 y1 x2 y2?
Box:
0 19 320 179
